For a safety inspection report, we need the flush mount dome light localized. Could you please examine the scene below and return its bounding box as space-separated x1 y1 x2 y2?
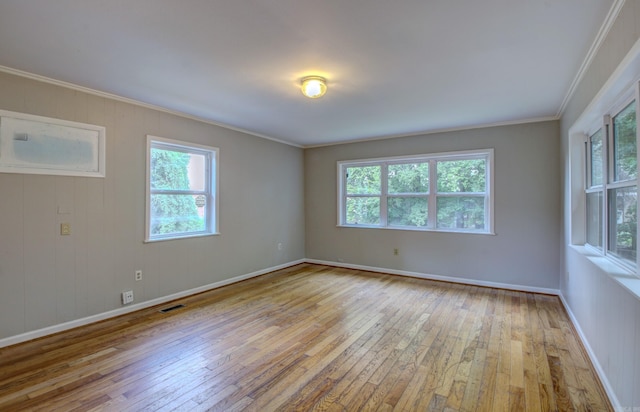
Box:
301 76 327 98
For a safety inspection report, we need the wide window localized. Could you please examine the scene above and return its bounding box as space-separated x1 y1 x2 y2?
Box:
585 93 638 268
146 135 218 242
338 149 493 234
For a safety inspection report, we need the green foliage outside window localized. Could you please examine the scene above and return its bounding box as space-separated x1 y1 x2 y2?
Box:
343 156 488 230
613 102 637 182
610 102 637 263
345 166 381 225
387 163 428 227
150 148 204 235
436 159 486 229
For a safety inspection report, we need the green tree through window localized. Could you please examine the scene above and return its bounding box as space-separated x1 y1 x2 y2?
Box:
150 148 204 235
339 150 492 233
147 136 217 241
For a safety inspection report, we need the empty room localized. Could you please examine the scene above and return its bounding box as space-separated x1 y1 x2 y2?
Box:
0 1 638 411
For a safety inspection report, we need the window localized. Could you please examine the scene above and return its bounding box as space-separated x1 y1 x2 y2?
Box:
146 135 218 242
585 93 637 268
338 149 493 234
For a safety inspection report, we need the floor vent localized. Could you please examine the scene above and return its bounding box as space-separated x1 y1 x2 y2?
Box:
159 304 185 313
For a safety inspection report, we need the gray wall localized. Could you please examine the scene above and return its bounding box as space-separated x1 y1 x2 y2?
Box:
305 121 561 289
560 1 640 408
0 71 305 340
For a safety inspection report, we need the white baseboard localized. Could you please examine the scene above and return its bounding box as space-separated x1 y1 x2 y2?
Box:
2 258 618 410
305 259 560 295
0 259 306 349
558 293 622 412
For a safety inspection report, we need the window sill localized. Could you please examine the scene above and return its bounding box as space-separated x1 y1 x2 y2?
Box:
569 244 640 301
145 232 219 243
337 224 495 235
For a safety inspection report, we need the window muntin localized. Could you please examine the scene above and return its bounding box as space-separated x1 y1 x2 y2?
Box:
338 149 493 234
585 95 638 269
146 136 218 242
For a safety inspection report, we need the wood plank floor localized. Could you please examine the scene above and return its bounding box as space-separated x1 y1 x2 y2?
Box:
0 264 612 411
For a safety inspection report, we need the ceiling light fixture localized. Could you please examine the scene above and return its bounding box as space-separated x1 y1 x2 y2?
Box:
301 76 327 99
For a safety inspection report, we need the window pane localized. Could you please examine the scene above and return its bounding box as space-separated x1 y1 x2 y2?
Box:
150 194 206 235
436 196 485 230
346 197 380 225
388 163 429 193
346 166 381 194
388 197 427 227
151 147 206 191
613 101 637 182
607 186 637 265
590 129 603 186
586 191 603 248
437 159 486 193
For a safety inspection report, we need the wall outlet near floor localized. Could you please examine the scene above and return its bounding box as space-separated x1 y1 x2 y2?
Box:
277 242 283 251
135 270 142 281
122 290 134 305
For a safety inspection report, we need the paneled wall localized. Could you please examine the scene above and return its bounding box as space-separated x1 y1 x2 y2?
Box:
0 71 305 340
560 1 640 408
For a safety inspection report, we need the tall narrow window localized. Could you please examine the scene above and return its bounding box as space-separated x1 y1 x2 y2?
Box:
344 165 381 225
146 136 218 242
608 101 637 265
585 93 638 268
387 162 429 228
586 129 603 250
436 158 487 230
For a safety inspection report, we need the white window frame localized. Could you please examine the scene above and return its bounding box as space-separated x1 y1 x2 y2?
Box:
145 135 219 242
337 149 494 234
584 86 638 270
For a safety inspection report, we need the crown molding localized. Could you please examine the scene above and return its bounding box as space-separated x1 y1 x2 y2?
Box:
556 0 627 117
0 65 303 149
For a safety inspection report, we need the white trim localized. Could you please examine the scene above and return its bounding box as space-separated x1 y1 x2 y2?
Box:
145 135 219 242
0 109 106 177
0 65 303 149
337 149 494 235
0 259 305 349
557 293 622 412
569 36 640 136
336 148 491 166
0 65 560 149
557 0 626 117
304 259 559 295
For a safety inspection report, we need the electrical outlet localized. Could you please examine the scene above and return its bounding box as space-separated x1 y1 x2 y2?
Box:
277 242 283 251
393 248 399 255
122 290 134 305
135 270 142 281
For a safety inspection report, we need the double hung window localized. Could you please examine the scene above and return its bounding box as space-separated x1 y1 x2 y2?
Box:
146 135 218 242
338 149 493 234
585 91 638 268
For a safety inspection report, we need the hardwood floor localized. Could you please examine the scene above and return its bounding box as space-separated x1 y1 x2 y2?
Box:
0 264 612 411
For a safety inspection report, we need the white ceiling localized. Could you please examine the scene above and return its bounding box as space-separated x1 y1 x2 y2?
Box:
0 1 614 147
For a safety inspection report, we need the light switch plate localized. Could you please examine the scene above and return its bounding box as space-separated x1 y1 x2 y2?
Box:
60 223 71 235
